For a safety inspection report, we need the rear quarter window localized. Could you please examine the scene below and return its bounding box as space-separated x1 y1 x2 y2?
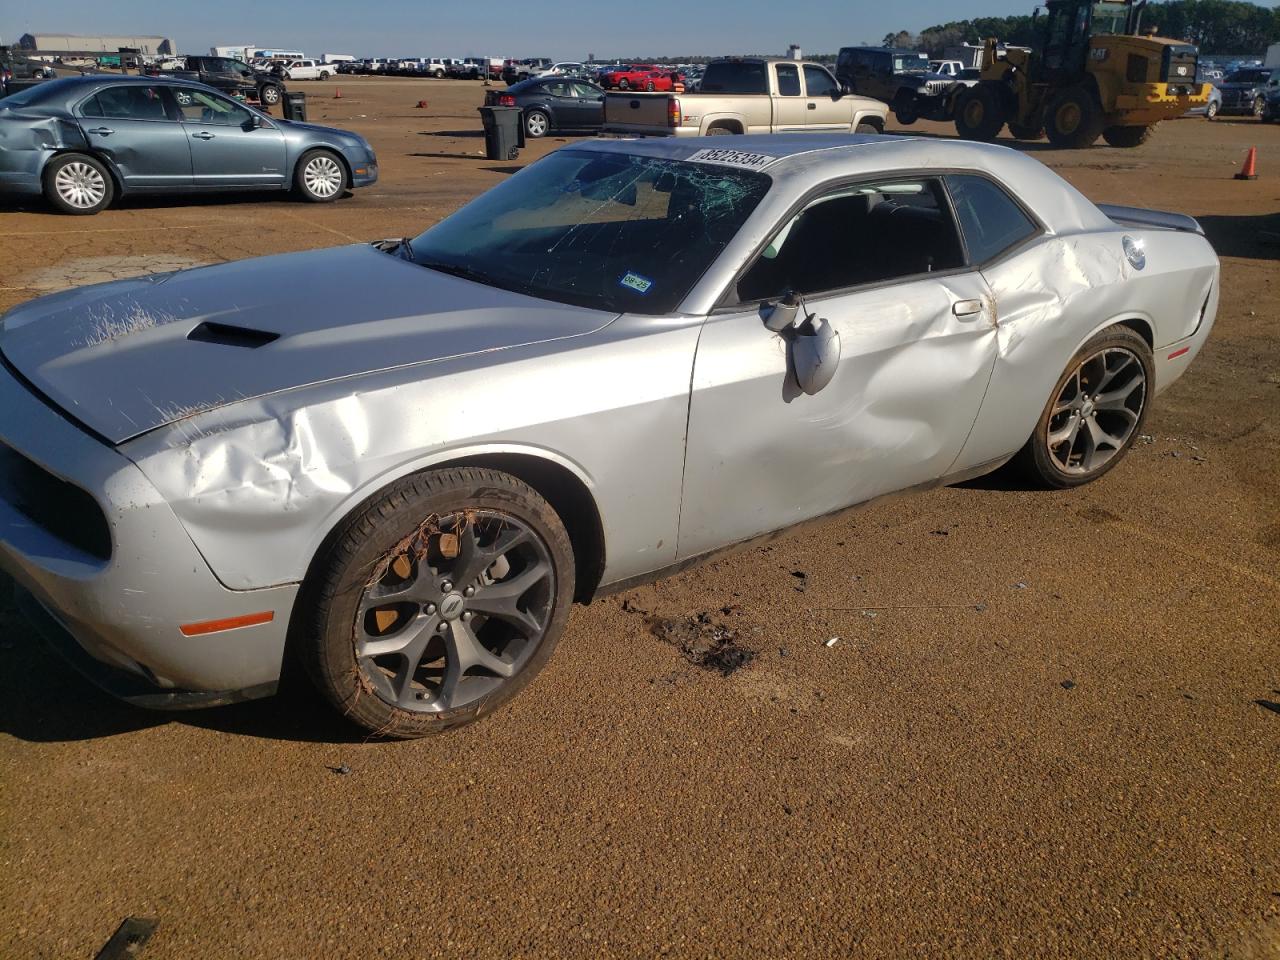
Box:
946 174 1040 264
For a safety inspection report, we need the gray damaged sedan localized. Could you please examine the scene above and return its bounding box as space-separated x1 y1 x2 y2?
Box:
0 134 1217 736
0 76 377 214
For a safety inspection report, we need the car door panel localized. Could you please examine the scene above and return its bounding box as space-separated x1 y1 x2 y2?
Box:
78 85 192 188
172 87 286 186
679 272 998 560
803 64 853 130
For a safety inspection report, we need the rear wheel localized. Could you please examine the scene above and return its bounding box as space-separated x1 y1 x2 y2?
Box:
259 83 283 107
524 109 550 138
705 124 736 136
43 153 114 215
1102 123 1156 148
319 70 330 80
1045 86 1104 148
954 82 1007 142
1016 326 1152 489
893 91 918 126
645 80 655 91
1252 96 1266 118
618 78 630 90
300 467 575 738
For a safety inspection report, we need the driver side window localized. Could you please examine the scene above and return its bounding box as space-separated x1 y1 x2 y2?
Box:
172 88 253 126
737 178 966 303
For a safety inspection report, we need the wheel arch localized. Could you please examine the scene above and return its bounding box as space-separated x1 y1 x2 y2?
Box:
291 145 352 185
43 148 125 196
301 446 607 606
702 115 746 135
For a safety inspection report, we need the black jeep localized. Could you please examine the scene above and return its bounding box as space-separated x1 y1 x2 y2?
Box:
835 46 957 124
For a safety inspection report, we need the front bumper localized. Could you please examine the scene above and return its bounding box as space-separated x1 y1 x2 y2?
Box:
0 358 298 706
350 158 378 187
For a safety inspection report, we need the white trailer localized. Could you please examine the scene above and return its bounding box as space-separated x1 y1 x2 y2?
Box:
321 53 356 64
211 45 254 61
1265 43 1280 69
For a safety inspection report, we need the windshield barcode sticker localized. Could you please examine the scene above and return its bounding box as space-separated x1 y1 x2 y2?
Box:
687 148 777 170
619 272 654 294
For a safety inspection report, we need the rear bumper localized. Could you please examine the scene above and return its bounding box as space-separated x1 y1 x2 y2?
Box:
0 359 297 703
1112 82 1210 123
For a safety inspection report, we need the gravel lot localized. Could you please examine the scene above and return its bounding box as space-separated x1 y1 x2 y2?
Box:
1 77 1277 959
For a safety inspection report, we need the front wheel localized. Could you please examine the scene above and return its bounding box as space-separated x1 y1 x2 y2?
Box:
855 121 881 135
1015 326 1152 489
43 153 114 215
1045 86 1105 148
618 78 630 90
1205 99 1219 119
294 149 347 202
524 109 550 138
1253 96 1266 118
1102 123 1156 148
319 70 330 80
954 83 1006 142
299 467 575 738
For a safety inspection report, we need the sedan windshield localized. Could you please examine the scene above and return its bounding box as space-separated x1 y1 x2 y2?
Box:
407 150 770 314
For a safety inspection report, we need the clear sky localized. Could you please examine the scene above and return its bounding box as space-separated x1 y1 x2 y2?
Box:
3 0 1040 59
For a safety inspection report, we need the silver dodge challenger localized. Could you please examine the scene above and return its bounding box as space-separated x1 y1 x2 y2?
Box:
0 134 1218 737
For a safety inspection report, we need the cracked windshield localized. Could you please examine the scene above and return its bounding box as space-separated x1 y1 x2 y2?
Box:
406 150 770 314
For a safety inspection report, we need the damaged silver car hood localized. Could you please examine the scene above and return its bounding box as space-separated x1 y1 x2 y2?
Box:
0 244 618 444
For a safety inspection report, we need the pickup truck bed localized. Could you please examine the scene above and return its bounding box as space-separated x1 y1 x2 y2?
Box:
603 58 887 138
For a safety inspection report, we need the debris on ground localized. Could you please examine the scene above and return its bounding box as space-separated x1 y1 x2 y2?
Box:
1014 581 1028 590
329 763 351 776
790 570 809 592
824 637 840 648
779 647 789 658
974 602 988 613
94 917 158 960
647 614 755 676
1138 434 1155 444
1061 680 1077 690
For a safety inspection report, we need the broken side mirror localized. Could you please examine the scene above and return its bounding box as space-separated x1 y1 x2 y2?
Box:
790 315 841 396
762 290 801 332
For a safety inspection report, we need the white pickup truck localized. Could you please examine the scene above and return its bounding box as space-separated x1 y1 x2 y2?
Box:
281 59 333 81
603 57 887 137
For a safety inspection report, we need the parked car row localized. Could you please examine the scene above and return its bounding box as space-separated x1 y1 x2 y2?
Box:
341 57 503 79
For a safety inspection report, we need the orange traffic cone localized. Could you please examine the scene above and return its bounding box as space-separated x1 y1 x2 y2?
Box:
1235 146 1258 180
334 88 343 100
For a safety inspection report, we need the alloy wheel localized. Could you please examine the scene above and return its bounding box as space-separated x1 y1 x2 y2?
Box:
1046 347 1146 475
354 511 555 713
54 162 107 209
304 156 343 197
526 111 548 136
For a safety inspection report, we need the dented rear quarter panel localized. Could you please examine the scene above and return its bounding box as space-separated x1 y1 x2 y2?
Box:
0 110 86 194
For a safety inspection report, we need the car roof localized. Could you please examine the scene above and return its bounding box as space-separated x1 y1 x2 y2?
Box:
575 133 912 169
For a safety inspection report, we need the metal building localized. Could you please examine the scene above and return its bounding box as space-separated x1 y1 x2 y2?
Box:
18 34 175 56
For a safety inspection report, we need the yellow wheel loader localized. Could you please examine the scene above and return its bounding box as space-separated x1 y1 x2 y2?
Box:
955 0 1209 148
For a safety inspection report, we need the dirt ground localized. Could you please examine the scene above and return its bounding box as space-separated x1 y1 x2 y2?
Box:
1 77 1278 959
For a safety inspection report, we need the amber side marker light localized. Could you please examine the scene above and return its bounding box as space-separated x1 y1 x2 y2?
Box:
179 611 275 637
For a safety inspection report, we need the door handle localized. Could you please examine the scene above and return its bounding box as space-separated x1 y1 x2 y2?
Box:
953 299 984 318
191 131 216 140
807 102 817 110
87 127 114 136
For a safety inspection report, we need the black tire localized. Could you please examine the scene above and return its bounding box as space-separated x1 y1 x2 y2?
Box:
1015 326 1153 489
259 83 283 107
1007 121 1044 141
435 69 445 79
294 149 348 203
954 82 1007 142
1205 100 1219 120
319 70 330 80
1045 86 1105 148
299 467 575 738
1102 123 1156 148
855 121 881 135
893 91 918 126
43 152 114 215
645 80 655 91
524 108 550 138
618 78 630 90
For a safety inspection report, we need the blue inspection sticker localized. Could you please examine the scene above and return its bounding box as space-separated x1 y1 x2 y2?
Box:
619 271 654 295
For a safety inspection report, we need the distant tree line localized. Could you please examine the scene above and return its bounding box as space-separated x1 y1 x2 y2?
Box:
883 1 1280 56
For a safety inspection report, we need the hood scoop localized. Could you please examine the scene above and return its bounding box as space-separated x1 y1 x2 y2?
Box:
187 321 279 349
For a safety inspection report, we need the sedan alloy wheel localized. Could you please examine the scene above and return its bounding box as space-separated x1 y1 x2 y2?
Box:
1045 346 1146 475
54 161 107 210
